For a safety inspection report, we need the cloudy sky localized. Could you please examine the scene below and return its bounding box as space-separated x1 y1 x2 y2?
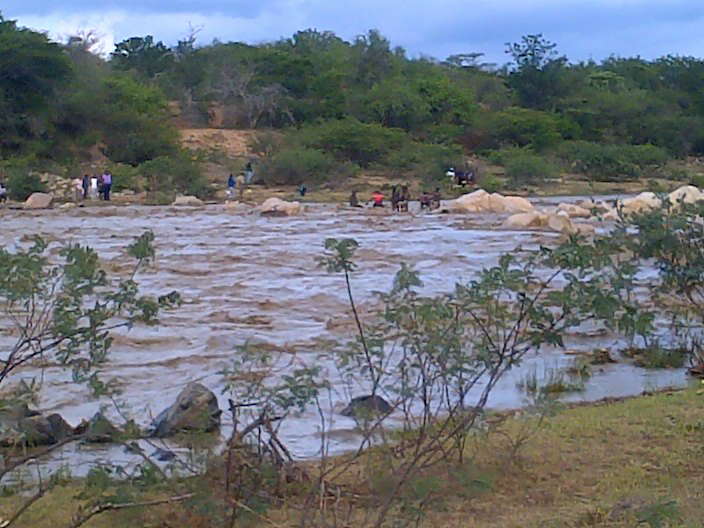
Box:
3 0 704 64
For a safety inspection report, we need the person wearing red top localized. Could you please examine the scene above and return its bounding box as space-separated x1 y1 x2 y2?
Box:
371 190 384 207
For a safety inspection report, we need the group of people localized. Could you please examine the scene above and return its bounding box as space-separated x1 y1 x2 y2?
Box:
74 172 113 202
350 186 441 211
226 162 256 200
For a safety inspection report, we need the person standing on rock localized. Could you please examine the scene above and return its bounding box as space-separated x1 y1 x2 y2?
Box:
102 171 112 201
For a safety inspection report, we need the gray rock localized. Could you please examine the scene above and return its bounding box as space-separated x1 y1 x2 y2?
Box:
151 447 176 461
80 412 120 443
340 395 392 418
151 382 221 438
1 413 74 447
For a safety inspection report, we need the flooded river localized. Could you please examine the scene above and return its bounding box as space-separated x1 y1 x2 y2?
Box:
0 199 692 469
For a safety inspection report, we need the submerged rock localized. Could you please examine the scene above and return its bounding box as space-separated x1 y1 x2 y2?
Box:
24 193 53 210
340 394 392 418
151 382 221 438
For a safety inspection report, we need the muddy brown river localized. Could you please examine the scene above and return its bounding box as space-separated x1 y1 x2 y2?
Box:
0 199 691 473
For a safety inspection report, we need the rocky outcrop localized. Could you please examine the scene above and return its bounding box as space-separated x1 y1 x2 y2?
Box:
340 394 392 418
151 382 221 438
24 193 53 210
445 190 534 214
259 197 303 217
172 195 204 207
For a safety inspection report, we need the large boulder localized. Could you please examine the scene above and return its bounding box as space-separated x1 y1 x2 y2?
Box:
618 192 661 215
151 382 221 438
341 395 392 418
24 193 53 210
668 185 704 205
259 197 303 217
502 212 545 229
445 190 534 214
557 203 591 218
172 195 204 207
503 211 578 235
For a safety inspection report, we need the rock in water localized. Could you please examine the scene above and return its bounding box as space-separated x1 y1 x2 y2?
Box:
80 412 120 443
0 408 74 447
24 193 53 210
340 394 392 418
151 382 221 438
259 197 303 216
668 185 704 205
172 195 204 207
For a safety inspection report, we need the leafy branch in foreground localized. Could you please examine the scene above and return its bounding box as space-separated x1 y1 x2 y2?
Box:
0 230 180 394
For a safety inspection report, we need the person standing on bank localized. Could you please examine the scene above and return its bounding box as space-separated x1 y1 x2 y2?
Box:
102 171 112 201
244 162 254 184
82 174 90 199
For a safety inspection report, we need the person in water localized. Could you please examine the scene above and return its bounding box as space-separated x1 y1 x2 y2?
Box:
236 172 246 200
349 191 363 208
419 191 431 210
371 190 384 207
0 181 7 203
298 183 307 197
399 185 409 212
390 185 400 212
431 187 442 210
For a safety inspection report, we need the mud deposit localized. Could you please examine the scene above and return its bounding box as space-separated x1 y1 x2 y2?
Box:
0 200 691 469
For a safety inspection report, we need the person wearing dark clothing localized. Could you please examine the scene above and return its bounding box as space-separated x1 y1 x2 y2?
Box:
419 191 431 210
227 174 235 199
349 191 362 208
82 174 90 199
0 181 7 203
391 185 400 212
298 183 307 197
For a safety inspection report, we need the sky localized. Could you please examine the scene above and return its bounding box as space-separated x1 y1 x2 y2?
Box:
3 0 704 64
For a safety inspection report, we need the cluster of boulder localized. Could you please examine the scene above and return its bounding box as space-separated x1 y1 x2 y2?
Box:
445 189 594 235
0 382 221 449
444 185 704 235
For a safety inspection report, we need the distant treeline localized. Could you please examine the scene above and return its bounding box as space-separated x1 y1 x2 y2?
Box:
2 14 704 195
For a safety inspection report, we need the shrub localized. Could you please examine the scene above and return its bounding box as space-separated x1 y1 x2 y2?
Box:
6 170 46 201
383 142 463 182
139 153 208 198
690 173 704 188
108 163 142 192
296 117 408 167
479 174 502 193
261 147 348 185
504 152 557 186
488 107 564 151
557 141 669 182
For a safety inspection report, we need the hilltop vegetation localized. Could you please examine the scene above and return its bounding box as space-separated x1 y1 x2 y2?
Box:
2 14 704 198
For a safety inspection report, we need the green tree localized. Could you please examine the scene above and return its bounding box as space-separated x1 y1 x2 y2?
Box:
111 35 173 79
505 34 568 109
0 16 72 154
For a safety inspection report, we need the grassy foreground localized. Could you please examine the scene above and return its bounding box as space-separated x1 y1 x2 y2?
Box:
2 386 703 527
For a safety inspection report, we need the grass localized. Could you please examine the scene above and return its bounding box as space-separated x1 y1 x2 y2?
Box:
2 387 703 527
518 365 586 395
